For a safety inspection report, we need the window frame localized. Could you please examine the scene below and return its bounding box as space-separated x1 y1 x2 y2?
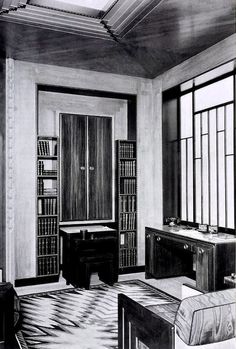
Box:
178 66 236 233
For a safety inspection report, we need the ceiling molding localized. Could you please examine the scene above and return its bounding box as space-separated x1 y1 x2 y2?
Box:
0 0 164 41
0 0 27 13
103 0 164 38
0 1 113 40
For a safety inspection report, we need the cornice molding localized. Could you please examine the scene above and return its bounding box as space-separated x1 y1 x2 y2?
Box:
0 0 164 41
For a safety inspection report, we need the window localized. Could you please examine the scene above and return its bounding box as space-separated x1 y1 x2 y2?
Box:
180 63 235 229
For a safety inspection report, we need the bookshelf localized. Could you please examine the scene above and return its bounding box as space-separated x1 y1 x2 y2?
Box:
117 140 137 269
36 136 59 277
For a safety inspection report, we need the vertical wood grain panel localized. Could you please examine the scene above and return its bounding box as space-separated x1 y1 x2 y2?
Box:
61 114 86 221
88 116 112 220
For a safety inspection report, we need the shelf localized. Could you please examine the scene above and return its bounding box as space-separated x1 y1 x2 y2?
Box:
120 176 136 178
37 234 58 238
38 253 58 258
119 193 136 196
37 155 57 159
120 211 136 214
120 229 136 232
120 247 137 251
37 175 58 178
37 195 58 198
120 157 136 160
37 214 57 218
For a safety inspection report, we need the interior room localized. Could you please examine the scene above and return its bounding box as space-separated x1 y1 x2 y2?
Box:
0 1 235 349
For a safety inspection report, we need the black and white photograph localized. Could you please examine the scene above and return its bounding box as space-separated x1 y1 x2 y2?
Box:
0 1 235 348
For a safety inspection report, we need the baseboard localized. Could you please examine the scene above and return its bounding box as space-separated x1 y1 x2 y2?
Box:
119 265 145 274
15 275 59 287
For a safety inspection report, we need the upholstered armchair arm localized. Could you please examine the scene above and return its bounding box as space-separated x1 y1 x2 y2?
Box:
175 288 236 346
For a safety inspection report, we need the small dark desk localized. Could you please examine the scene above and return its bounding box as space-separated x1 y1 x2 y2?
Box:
60 225 119 288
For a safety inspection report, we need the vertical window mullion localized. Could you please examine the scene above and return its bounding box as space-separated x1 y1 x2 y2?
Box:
186 139 188 221
200 112 203 224
192 91 196 222
224 106 227 227
216 107 219 226
208 110 211 225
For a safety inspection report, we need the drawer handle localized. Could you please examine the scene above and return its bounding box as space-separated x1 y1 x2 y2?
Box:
156 236 161 242
184 244 189 250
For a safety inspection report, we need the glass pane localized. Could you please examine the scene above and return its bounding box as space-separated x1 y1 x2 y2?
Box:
181 80 193 91
195 76 234 112
202 135 209 224
201 112 208 134
209 109 217 225
225 104 234 155
195 62 234 86
194 114 201 158
218 132 225 227
217 107 225 131
180 93 192 139
226 156 234 229
181 140 187 221
195 159 202 223
187 139 193 221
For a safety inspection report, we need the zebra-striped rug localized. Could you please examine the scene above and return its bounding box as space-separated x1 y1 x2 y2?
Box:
16 280 177 349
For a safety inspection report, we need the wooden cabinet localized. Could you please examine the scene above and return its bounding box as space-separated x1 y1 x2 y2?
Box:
196 243 214 291
60 226 118 287
0 283 14 349
61 114 113 222
145 227 236 292
146 230 193 280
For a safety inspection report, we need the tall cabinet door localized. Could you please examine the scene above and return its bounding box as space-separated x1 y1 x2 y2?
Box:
61 114 87 221
88 116 112 220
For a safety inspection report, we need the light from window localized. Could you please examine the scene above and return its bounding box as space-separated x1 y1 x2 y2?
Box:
180 71 235 229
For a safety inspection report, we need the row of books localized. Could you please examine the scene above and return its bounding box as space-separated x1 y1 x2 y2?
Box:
37 179 57 196
38 256 58 276
119 143 135 159
120 160 136 177
38 160 57 176
120 195 136 212
38 237 57 256
38 198 57 215
38 140 57 157
119 248 137 268
120 231 136 248
120 213 136 230
38 217 57 236
120 179 136 194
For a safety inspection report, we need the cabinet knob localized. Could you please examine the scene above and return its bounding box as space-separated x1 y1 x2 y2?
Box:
146 234 150 239
184 244 189 250
156 236 161 242
89 166 95 171
80 166 85 171
198 248 204 254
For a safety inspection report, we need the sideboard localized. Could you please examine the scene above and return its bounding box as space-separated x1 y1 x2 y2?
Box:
145 226 236 291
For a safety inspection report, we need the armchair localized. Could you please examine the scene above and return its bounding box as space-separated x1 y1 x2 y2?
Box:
118 286 236 349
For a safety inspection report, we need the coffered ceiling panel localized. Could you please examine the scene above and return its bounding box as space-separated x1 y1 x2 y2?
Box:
0 0 235 78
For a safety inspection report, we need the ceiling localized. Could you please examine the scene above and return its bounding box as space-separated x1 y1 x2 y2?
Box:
0 0 235 78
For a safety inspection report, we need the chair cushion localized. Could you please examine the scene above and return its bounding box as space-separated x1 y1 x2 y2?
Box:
175 288 236 346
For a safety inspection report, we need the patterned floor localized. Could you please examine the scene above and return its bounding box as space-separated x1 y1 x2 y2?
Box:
16 280 177 349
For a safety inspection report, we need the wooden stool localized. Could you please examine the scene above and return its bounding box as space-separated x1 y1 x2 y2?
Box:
77 253 116 289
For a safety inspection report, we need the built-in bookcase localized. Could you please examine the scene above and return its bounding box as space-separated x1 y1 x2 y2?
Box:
117 140 137 269
36 136 59 277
